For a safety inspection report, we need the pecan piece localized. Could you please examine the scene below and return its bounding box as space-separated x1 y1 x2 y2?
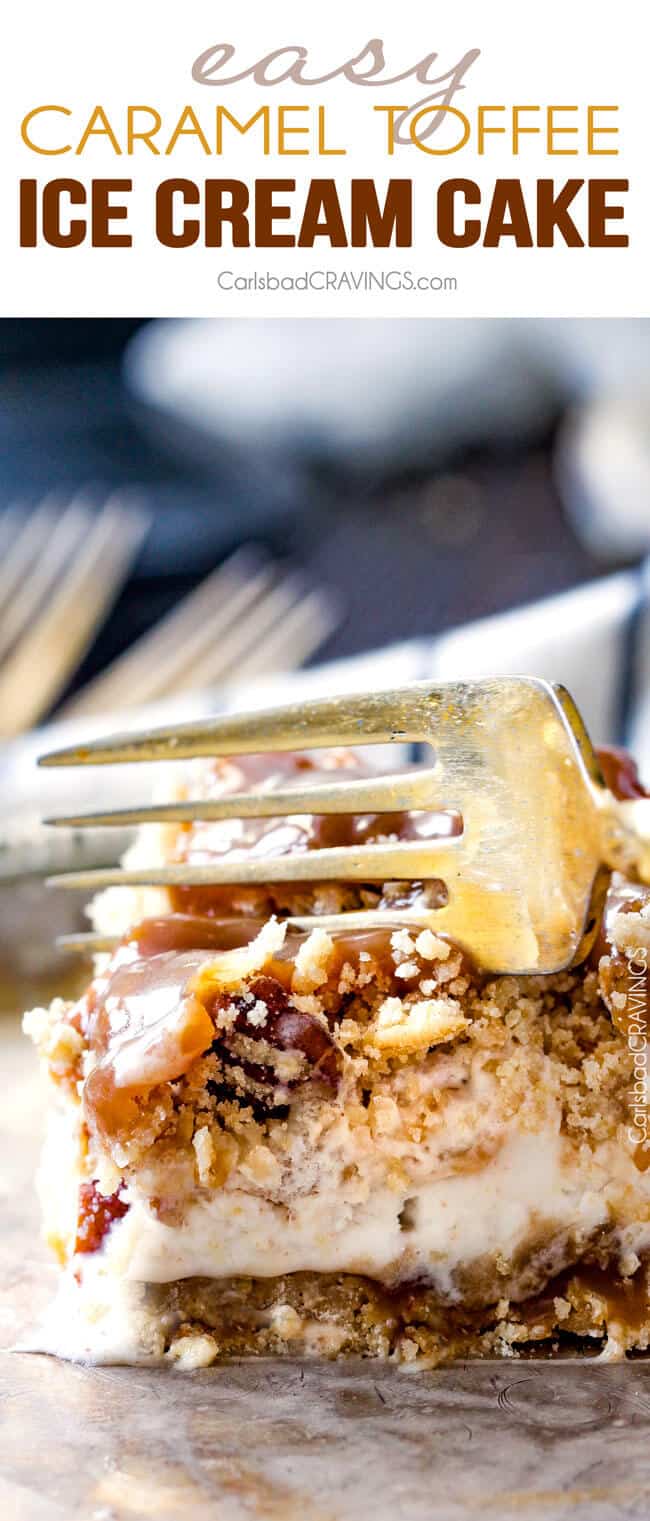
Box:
208 975 341 1113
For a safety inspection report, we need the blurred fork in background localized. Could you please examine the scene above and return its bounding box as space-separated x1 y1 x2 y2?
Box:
60 545 339 718
0 521 339 902
0 491 150 739
0 496 339 738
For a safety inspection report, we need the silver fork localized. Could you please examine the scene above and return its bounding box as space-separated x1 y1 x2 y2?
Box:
61 548 339 719
0 492 149 738
41 678 650 975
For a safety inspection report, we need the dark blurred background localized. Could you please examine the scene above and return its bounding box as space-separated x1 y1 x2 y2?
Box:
1 316 648 713
1 316 649 1007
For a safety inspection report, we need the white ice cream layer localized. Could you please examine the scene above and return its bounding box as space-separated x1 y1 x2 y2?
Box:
105 1125 649 1297
26 1118 650 1365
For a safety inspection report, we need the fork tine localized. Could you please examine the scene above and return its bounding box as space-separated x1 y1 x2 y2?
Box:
44 767 446 828
56 896 529 966
230 587 339 684
0 497 94 662
54 906 449 957
57 932 121 953
0 495 149 738
38 682 451 767
47 837 464 891
60 548 274 717
0 494 61 609
156 570 306 695
0 504 25 558
78 562 276 713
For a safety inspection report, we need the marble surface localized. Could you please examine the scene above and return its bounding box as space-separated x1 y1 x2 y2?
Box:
4 1014 650 1521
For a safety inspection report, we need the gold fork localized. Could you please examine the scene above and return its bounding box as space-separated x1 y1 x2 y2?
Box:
39 677 650 975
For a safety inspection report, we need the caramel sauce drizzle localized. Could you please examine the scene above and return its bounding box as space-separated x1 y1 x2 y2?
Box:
79 916 411 1143
78 745 646 1146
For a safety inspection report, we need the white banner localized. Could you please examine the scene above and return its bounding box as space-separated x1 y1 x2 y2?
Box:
1 0 648 316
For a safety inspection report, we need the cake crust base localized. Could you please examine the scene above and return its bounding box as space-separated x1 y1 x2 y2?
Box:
142 1260 650 1369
